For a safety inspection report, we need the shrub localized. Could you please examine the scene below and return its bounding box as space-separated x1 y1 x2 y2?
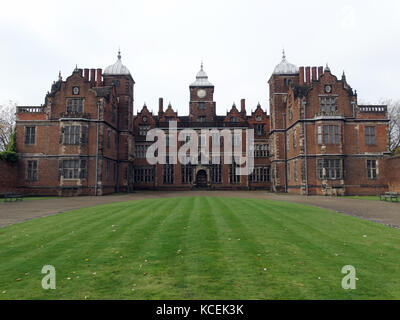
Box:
0 130 18 162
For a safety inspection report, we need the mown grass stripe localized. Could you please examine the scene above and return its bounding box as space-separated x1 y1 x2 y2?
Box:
0 196 399 300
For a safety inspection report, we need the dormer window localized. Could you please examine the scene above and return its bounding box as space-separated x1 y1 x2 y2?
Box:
231 116 238 123
320 97 337 113
197 116 206 123
198 102 206 110
255 124 265 136
66 98 84 114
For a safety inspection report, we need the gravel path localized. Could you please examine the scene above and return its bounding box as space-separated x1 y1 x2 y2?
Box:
0 191 399 229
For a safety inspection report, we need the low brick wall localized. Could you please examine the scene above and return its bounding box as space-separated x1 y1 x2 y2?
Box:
385 155 400 193
0 159 18 195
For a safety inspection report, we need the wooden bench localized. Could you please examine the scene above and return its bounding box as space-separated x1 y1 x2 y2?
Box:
380 192 399 202
3 192 23 202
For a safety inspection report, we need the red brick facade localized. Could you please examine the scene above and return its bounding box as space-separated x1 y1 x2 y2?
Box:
1 53 395 196
385 156 400 193
0 160 18 194
269 60 391 196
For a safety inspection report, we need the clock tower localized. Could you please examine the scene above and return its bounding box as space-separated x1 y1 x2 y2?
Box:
189 63 216 122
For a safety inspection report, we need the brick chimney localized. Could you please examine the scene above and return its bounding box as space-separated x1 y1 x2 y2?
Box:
318 66 323 79
305 67 311 84
158 97 164 116
90 69 96 85
84 69 89 81
96 68 102 86
312 67 317 81
299 67 305 85
240 99 246 115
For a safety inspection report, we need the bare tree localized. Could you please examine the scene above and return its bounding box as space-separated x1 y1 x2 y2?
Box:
381 99 400 153
0 100 17 151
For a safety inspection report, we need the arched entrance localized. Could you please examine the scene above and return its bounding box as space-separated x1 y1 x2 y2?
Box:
196 170 208 188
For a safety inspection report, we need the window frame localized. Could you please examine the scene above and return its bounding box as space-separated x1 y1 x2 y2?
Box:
66 98 84 114
24 126 36 145
365 126 376 145
317 159 342 180
26 160 38 182
366 159 377 180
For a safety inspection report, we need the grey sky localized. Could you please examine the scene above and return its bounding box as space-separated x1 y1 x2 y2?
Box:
1 0 399 115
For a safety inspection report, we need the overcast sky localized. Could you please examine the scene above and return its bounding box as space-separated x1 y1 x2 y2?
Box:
1 0 399 115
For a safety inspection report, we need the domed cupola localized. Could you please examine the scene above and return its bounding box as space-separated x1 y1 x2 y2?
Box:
190 62 213 87
104 50 131 76
273 50 299 75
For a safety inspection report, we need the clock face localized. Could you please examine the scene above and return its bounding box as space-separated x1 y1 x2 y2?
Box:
197 89 206 98
325 85 332 93
72 86 80 95
256 116 262 121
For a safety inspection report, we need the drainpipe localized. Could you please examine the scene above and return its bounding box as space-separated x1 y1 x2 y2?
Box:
302 100 309 196
283 113 287 193
95 100 100 196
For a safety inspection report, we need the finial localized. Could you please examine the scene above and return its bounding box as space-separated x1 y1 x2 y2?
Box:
168 102 172 108
342 70 346 78
118 47 121 60
200 60 203 70
58 70 62 81
282 48 286 60
257 102 261 107
143 102 147 107
325 63 330 72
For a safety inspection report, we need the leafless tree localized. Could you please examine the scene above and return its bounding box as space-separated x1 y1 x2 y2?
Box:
381 99 400 153
0 100 17 151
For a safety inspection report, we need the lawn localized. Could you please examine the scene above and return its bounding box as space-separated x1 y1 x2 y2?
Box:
0 197 58 203
343 196 381 201
0 196 399 300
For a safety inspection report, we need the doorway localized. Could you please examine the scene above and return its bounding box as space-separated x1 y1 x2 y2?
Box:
196 170 208 188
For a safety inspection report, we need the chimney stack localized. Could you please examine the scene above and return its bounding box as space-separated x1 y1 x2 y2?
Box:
96 68 102 86
90 69 96 85
312 67 317 81
318 66 323 79
158 97 164 116
299 67 305 85
240 99 246 115
305 67 311 84
84 69 89 81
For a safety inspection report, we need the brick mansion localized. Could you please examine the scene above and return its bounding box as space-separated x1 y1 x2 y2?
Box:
4 51 398 196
